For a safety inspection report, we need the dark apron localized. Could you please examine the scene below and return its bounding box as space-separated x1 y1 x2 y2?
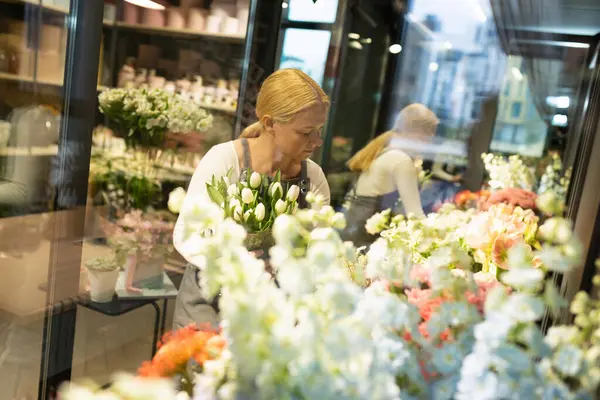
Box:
173 138 310 329
339 185 402 249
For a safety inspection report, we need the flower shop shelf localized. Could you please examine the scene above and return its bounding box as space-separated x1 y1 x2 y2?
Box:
111 22 246 44
0 0 68 14
0 145 58 156
0 71 109 91
201 102 237 116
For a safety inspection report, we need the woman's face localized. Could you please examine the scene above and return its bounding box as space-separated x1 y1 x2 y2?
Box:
269 103 327 161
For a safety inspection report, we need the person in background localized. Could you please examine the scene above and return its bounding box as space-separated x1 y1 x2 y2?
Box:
340 103 437 248
172 69 331 329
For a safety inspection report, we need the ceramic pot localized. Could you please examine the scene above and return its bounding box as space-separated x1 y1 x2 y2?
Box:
188 8 206 31
223 17 239 34
205 15 222 33
167 7 185 29
123 2 139 24
142 8 165 27
88 268 119 303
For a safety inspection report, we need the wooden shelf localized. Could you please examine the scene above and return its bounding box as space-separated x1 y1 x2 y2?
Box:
0 71 109 91
0 145 58 156
112 22 246 43
1 0 69 14
201 102 237 115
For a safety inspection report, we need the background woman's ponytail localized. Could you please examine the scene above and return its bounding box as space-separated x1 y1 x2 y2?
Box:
240 121 262 138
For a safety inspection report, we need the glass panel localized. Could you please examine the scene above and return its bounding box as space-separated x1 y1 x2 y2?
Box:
279 28 331 86
0 0 71 397
286 0 339 24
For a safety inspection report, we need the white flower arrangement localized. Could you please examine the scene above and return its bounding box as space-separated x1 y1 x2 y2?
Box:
98 88 213 148
538 153 572 205
205 170 300 236
482 153 536 191
59 373 177 400
85 255 119 272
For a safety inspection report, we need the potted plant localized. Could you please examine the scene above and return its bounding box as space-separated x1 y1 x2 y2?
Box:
85 256 120 303
104 210 175 293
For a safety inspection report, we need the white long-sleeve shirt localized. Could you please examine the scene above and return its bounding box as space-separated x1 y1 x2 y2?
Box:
354 149 425 218
173 140 331 264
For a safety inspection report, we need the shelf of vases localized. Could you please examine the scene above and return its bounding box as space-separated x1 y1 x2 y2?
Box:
0 71 109 90
0 145 58 156
105 21 246 43
0 0 69 14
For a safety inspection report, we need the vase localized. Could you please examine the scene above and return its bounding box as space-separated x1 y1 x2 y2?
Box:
125 253 165 290
88 268 119 303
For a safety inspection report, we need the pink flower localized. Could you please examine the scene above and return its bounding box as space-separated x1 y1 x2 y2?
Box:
491 233 522 269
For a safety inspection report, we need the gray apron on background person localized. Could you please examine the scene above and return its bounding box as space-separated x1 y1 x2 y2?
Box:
339 183 403 249
173 138 310 330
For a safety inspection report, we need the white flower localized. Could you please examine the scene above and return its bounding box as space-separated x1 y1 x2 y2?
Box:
501 267 544 291
501 293 545 322
275 199 287 215
553 345 584 377
233 205 243 221
243 210 251 222
241 188 254 204
249 172 262 189
168 187 186 214
538 218 573 244
365 211 388 235
227 184 239 197
330 213 346 230
286 185 300 202
270 182 283 199
537 191 563 215
255 203 266 221
305 192 316 204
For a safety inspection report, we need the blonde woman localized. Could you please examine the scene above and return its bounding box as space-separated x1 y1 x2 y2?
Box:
173 69 331 329
341 103 438 247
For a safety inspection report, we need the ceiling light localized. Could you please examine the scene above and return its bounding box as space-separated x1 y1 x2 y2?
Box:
124 0 165 10
349 40 363 50
281 2 289 8
552 114 568 126
348 33 360 40
429 62 439 72
546 96 570 109
389 44 402 54
511 67 523 81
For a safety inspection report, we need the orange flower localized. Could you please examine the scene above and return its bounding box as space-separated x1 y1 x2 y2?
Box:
138 324 226 378
491 234 521 269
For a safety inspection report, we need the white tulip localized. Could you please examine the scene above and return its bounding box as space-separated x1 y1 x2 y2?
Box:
227 184 239 197
241 188 254 204
255 203 266 221
222 176 230 187
270 182 283 198
249 172 262 189
167 187 186 214
286 184 300 202
244 210 252 222
233 205 243 221
229 198 241 213
305 192 316 204
275 199 287 215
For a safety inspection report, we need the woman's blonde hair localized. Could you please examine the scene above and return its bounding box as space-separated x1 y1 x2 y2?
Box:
347 103 438 172
240 69 330 138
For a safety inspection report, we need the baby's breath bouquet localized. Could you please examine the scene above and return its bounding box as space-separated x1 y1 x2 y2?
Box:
205 170 300 253
482 152 536 191
98 88 213 148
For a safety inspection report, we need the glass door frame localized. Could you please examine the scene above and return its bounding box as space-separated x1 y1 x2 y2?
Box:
37 0 105 398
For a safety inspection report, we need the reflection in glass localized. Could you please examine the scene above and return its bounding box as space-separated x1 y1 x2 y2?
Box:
287 0 338 23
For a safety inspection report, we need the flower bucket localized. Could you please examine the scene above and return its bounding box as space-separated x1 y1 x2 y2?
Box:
125 253 165 290
88 268 119 303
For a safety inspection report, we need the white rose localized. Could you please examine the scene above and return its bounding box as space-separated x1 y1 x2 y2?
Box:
275 199 287 215
227 184 239 197
249 172 262 189
167 187 186 214
286 185 300 202
241 188 254 204
255 203 266 221
270 182 283 199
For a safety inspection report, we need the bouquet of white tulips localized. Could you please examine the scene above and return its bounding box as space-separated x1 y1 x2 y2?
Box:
205 169 301 252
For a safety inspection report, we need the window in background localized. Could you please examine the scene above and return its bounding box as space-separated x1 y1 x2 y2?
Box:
511 102 522 118
288 0 339 23
279 28 332 87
